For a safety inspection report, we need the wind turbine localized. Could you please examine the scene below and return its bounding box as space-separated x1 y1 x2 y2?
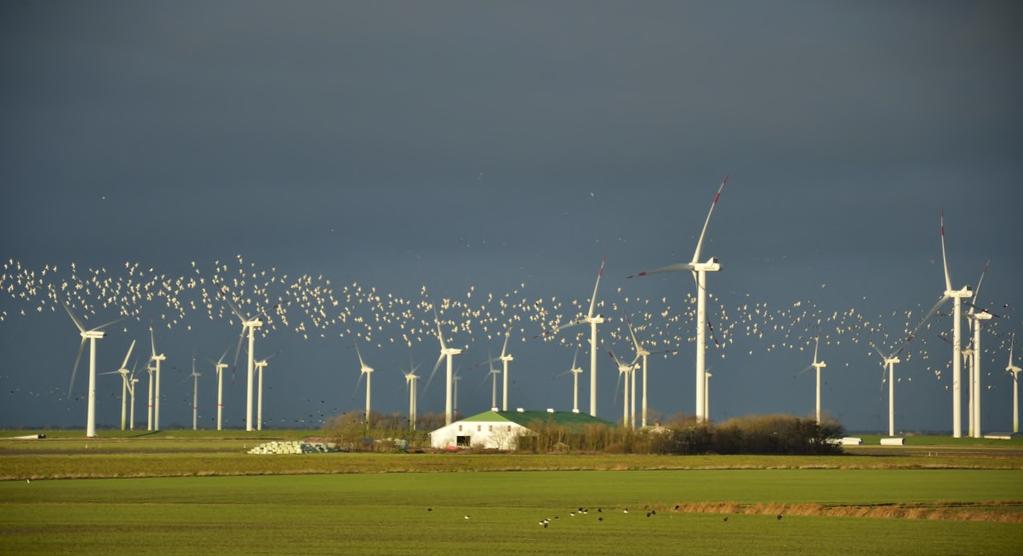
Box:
403 356 420 431
939 211 973 438
608 351 635 428
871 343 901 437
567 347 583 413
1006 332 1021 434
63 303 119 438
127 371 139 431
624 318 675 428
189 356 201 431
148 326 166 432
100 340 136 431
354 341 373 427
964 262 990 438
212 347 229 431
553 258 607 417
628 177 728 422
798 331 827 424
228 299 265 432
428 309 463 426
499 331 514 411
482 349 500 411
145 362 155 431
255 355 275 431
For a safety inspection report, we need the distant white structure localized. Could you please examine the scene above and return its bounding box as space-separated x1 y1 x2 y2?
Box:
430 410 609 450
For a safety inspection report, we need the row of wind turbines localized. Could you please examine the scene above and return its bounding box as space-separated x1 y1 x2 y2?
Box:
60 178 1021 438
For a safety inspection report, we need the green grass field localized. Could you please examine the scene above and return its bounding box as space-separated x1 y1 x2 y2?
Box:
2 430 1022 554
2 470 1022 555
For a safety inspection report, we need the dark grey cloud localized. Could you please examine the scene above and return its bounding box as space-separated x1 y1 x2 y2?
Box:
1 1 1021 431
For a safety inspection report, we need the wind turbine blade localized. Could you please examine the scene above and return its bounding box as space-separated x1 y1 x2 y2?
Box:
812 335 820 365
939 210 953 292
625 316 642 354
571 346 579 371
354 340 366 369
91 317 123 332
970 259 990 307
67 338 86 397
233 328 245 366
425 353 445 391
896 294 950 351
217 343 231 365
119 339 136 370
433 309 447 350
626 263 695 279
796 364 814 376
869 341 886 362
62 302 86 333
226 298 246 321
587 257 606 318
500 330 511 358
1010 332 1015 367
692 176 728 264
150 327 157 357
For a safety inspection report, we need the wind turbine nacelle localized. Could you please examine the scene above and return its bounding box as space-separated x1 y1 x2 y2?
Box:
692 259 721 272
946 287 973 299
974 312 992 321
82 330 106 339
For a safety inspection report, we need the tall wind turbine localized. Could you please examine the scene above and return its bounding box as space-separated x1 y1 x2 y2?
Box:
939 211 973 438
228 299 265 432
428 309 463 426
63 303 119 438
499 331 514 411
1006 333 1021 434
798 331 827 424
554 258 607 417
628 177 728 422
872 343 901 437
190 356 201 431
624 318 675 428
148 327 166 432
100 340 136 431
483 350 500 411
354 341 374 427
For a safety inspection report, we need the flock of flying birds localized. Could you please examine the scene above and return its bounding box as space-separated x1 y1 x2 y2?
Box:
0 254 1017 420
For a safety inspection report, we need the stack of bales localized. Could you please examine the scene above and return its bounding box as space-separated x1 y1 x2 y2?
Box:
247 441 339 455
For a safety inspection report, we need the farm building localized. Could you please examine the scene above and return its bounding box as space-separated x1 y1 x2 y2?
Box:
429 409 610 450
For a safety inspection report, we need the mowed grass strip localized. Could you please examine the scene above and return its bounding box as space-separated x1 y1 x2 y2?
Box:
2 470 1021 555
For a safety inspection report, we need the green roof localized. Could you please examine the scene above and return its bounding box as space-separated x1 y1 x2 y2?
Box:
462 410 611 429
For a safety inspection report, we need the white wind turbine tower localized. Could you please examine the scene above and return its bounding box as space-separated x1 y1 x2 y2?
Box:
228 299 265 432
964 262 990 439
704 371 712 422
797 330 827 424
872 343 901 437
566 348 583 414
628 177 728 422
608 351 634 428
128 371 139 431
255 355 275 431
554 258 607 417
403 357 420 431
428 309 463 426
63 303 120 438
483 350 500 411
1006 333 1021 434
189 356 202 431
453 372 463 416
938 211 973 438
499 331 514 411
148 327 166 431
212 348 229 431
354 341 374 427
100 340 136 431
145 362 155 431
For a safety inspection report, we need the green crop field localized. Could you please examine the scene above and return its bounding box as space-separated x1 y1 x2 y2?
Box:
2 469 1022 555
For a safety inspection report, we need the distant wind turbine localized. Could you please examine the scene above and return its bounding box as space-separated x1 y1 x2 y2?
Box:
100 339 136 431
608 351 635 428
1006 333 1021 434
964 261 990 439
428 309 463 426
228 298 266 432
403 355 420 431
212 347 230 431
554 258 607 417
354 341 373 427
148 326 166 431
871 342 901 437
797 329 827 424
189 356 201 431
255 355 275 431
499 331 514 411
938 211 973 438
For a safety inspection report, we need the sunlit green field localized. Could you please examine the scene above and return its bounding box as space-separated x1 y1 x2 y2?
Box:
2 470 1021 555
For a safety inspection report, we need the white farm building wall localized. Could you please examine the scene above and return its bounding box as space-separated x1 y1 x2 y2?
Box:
430 420 528 450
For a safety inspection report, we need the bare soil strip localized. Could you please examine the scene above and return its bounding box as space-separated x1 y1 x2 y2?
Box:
658 500 1023 523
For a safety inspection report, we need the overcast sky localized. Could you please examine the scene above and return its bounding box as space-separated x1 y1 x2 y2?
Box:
2 1 1021 432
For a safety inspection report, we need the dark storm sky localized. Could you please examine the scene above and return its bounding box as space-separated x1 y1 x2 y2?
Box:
1 1 1021 432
